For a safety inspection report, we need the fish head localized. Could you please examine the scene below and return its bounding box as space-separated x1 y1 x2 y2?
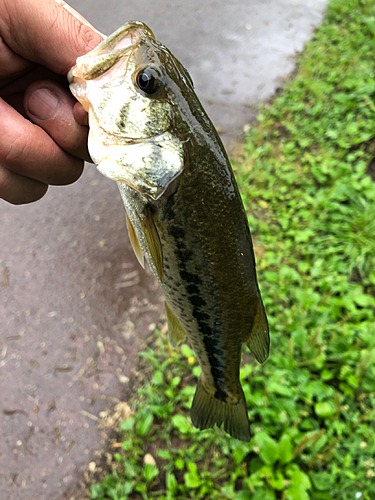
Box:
69 21 198 200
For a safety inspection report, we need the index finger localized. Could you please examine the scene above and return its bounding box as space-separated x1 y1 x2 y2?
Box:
0 0 104 76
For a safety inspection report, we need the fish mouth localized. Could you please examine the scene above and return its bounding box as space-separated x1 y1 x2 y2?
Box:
68 21 155 83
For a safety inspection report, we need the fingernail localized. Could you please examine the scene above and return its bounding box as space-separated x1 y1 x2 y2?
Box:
26 88 60 120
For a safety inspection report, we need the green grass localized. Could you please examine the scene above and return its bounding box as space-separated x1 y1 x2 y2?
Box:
89 0 375 498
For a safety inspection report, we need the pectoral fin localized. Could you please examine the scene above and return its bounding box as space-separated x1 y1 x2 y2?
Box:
138 214 164 282
165 301 186 349
245 302 270 364
125 212 145 269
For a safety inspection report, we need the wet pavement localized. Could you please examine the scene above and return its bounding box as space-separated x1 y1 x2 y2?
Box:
0 1 327 499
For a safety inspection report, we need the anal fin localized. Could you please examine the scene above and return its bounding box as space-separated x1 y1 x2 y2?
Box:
165 301 186 349
190 377 250 442
125 212 145 269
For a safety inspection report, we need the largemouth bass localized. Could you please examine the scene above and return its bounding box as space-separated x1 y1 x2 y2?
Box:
69 21 269 441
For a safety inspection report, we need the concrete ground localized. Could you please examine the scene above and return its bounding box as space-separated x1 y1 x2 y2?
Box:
0 1 327 498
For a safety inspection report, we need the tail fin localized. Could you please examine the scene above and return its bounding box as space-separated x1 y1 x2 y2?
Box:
190 377 250 442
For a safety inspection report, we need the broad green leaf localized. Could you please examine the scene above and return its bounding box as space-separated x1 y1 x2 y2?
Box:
120 417 135 432
309 471 332 491
270 469 285 490
136 413 153 436
233 444 249 465
143 463 159 482
166 471 178 493
315 401 336 418
184 471 200 489
175 458 184 470
235 491 253 500
121 481 135 495
121 439 133 451
172 414 191 434
90 484 103 499
253 485 276 500
286 466 312 500
279 434 294 464
152 370 164 385
254 432 279 465
157 449 172 460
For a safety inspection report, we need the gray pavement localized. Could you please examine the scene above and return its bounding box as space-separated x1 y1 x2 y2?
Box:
0 1 327 499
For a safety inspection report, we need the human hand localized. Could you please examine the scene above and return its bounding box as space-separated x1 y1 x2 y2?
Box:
0 0 104 204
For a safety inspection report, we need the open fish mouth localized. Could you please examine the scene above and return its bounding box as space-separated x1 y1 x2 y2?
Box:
68 21 184 200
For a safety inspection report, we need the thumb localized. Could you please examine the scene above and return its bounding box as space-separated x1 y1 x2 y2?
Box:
24 79 92 162
0 0 104 75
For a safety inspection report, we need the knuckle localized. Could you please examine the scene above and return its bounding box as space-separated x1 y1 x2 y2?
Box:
2 131 30 166
77 24 101 52
61 20 102 75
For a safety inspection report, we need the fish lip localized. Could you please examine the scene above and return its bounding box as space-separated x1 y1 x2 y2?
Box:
68 21 155 83
67 68 74 84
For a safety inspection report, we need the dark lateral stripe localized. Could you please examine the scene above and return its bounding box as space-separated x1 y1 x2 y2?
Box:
164 196 226 393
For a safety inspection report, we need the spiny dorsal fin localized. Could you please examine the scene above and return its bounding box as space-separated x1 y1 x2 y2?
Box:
125 212 145 269
138 213 164 282
245 302 270 364
165 301 186 349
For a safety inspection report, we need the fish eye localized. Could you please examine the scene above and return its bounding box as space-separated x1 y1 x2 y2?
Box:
135 67 163 95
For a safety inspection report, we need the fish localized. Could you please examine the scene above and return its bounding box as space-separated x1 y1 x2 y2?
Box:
68 21 269 441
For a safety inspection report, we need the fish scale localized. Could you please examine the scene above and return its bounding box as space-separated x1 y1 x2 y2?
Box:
69 20 269 441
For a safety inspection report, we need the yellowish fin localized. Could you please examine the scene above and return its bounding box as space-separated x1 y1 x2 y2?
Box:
190 378 250 442
245 304 269 364
125 212 145 269
139 213 164 282
165 301 186 349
